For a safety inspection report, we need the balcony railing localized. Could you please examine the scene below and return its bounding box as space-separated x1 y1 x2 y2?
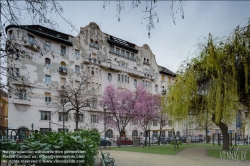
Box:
59 67 67 75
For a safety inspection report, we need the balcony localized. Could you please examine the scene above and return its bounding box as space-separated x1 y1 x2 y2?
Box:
89 43 99 50
83 57 101 64
59 67 67 75
12 98 30 112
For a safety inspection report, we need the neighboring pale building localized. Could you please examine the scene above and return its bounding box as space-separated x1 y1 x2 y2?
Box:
6 22 178 138
0 90 8 130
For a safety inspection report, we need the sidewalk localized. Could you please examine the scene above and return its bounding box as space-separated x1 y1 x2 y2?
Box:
98 147 250 166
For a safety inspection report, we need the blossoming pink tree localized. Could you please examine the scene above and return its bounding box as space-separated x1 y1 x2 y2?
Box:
101 84 161 142
101 84 137 138
134 85 160 145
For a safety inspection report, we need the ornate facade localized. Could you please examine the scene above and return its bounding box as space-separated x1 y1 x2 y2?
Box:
6 22 178 138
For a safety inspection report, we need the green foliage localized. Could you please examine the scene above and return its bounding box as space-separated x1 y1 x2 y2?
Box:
170 140 182 145
165 23 250 125
1 129 100 166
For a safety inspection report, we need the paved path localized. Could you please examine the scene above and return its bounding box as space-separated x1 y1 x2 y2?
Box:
98 147 250 166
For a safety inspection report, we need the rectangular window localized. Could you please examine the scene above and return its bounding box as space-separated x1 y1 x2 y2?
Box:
58 128 69 133
15 68 19 78
91 67 94 75
161 75 164 81
125 75 127 82
61 78 66 85
116 48 120 55
75 65 80 73
77 114 84 122
41 111 51 120
61 46 66 55
160 131 166 137
59 112 68 121
128 77 129 83
91 114 98 123
28 35 35 45
118 74 120 81
45 41 51 51
75 49 80 58
131 53 134 60
153 131 158 138
153 120 157 126
126 51 130 58
110 46 114 53
134 79 137 86
45 75 51 84
134 67 137 70
45 58 50 67
168 120 172 127
40 128 51 135
19 90 27 100
121 50 125 56
45 93 51 102
122 75 124 82
9 30 13 40
168 77 171 83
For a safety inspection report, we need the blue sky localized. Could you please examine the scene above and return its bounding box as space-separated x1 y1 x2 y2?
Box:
12 1 250 72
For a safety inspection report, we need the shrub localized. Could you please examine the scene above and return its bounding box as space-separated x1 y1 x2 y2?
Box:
1 129 100 166
170 140 182 145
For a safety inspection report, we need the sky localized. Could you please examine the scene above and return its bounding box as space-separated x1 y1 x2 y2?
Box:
7 1 250 73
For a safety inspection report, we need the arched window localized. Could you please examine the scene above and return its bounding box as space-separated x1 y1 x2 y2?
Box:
45 58 50 67
75 65 80 73
132 130 138 137
90 39 94 45
155 84 158 92
61 61 66 67
108 73 112 81
134 79 137 86
106 129 113 138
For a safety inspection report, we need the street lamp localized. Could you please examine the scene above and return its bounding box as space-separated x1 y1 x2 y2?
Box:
148 121 152 147
61 85 66 132
31 123 34 131
103 105 107 149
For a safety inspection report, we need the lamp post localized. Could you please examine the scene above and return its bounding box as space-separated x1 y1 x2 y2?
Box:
31 123 34 131
148 121 152 147
103 105 107 149
61 85 66 132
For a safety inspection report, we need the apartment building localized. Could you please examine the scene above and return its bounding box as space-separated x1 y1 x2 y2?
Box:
5 22 178 138
0 90 8 130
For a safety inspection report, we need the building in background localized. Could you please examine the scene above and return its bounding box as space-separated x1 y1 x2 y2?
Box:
0 90 8 130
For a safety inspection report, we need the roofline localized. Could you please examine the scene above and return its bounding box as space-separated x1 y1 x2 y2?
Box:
5 25 73 46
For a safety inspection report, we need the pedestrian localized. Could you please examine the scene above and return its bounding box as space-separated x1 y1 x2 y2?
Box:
230 145 234 154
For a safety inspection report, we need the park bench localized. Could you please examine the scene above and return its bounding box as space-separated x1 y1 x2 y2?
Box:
100 150 115 166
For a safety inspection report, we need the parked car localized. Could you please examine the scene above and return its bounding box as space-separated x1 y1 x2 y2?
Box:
117 137 133 145
244 137 250 144
161 137 173 144
100 138 111 146
180 136 203 143
140 137 158 145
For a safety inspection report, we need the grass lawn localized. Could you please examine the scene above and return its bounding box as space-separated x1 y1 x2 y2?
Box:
109 143 250 156
110 144 186 155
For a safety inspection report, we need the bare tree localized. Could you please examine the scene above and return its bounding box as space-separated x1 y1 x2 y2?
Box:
103 0 186 37
51 72 98 130
1 0 77 98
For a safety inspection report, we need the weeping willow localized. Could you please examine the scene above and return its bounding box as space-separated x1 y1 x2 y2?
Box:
166 23 250 132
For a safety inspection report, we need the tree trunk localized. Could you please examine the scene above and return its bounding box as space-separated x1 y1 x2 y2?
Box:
75 112 79 130
158 130 161 145
212 114 229 150
205 126 208 143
